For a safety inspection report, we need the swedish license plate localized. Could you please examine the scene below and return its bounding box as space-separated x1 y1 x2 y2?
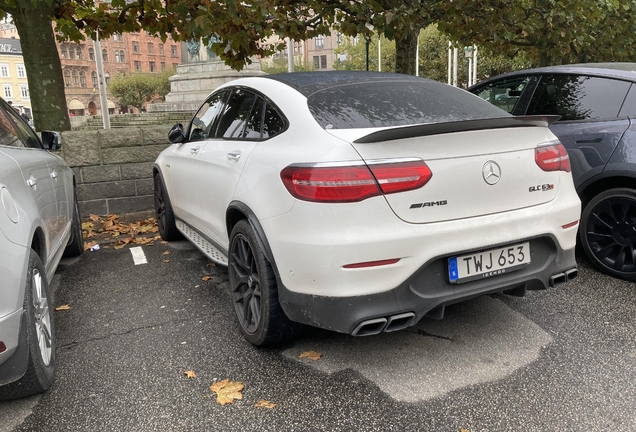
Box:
448 242 531 284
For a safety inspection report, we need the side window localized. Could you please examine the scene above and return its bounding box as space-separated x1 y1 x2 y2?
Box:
215 89 258 139
0 105 24 148
262 103 286 139
7 107 42 149
472 77 530 113
242 97 263 140
527 75 630 121
618 84 636 117
189 91 227 141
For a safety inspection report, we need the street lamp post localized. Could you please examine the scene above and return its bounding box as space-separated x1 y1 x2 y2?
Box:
464 46 474 88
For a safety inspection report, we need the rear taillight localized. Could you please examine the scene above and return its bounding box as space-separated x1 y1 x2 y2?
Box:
535 142 571 172
280 160 432 203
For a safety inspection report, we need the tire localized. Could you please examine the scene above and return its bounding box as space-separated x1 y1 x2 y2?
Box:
228 220 303 346
63 192 84 257
154 173 182 241
580 187 636 281
0 250 56 401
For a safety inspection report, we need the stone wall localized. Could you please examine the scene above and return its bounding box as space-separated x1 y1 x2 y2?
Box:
59 125 172 217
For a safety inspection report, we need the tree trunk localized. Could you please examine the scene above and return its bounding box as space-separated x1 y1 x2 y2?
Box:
12 1 71 131
394 28 420 75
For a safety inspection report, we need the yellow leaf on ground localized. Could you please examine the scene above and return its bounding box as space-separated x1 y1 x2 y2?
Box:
299 351 322 361
163 259 170 263
89 214 100 221
254 400 277 409
202 276 213 281
209 379 244 405
113 244 126 250
460 429 470 432
55 304 72 311
83 241 97 251
82 222 94 231
163 251 171 255
184 370 197 379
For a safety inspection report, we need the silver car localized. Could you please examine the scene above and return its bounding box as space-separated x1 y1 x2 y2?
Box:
0 99 83 400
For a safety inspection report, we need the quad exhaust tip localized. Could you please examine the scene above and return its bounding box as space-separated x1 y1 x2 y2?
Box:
549 267 578 287
352 312 415 336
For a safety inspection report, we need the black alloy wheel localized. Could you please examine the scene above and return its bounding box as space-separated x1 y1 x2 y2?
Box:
228 220 302 346
581 188 636 281
153 174 182 241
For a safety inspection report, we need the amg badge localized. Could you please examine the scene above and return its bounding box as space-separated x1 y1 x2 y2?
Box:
410 200 448 209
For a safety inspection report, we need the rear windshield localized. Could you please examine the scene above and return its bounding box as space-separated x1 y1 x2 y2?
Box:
307 79 509 129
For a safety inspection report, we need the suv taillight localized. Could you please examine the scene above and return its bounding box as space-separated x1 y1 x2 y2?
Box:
535 142 571 172
280 160 432 203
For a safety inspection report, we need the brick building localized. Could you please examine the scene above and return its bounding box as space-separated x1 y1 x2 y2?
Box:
59 32 181 116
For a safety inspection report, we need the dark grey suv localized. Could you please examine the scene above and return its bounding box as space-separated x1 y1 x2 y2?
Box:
470 63 636 281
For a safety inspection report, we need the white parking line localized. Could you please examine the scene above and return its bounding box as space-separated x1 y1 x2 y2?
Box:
130 246 148 265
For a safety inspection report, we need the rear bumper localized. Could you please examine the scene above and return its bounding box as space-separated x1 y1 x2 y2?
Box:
278 237 576 335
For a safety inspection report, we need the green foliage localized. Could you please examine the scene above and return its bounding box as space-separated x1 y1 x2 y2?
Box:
333 35 396 72
108 73 165 111
156 67 176 98
261 57 315 75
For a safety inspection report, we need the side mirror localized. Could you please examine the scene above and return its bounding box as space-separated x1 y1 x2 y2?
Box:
41 131 62 151
168 123 186 143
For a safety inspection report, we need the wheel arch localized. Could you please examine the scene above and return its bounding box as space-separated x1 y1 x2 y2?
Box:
577 172 636 207
30 226 45 261
226 201 277 271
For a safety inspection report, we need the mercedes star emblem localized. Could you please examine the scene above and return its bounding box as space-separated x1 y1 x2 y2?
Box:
482 160 502 185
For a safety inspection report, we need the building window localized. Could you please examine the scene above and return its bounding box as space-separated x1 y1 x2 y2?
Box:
134 61 141 71
159 44 164 56
149 61 155 72
313 56 319 69
69 47 75 59
132 41 140 53
3 84 12 99
171 45 177 56
89 48 94 60
102 49 108 62
65 70 71 87
0 64 9 78
161 62 165 71
76 47 82 59
315 35 324 49
61 46 67 58
80 71 86 87
148 42 154 54
72 70 78 86
120 50 125 63
321 55 327 69
19 84 29 99
91 71 97 87
16 64 25 78
115 51 120 63
113 33 121 42
105 72 110 86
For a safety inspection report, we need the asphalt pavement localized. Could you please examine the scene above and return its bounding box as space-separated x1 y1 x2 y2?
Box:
1 238 635 432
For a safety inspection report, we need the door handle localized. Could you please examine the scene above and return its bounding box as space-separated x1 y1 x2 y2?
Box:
190 147 200 155
50 170 58 180
27 175 37 188
575 138 603 144
227 152 241 162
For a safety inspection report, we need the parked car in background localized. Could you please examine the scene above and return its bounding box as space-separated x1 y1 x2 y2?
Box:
155 72 580 346
470 63 636 281
0 98 83 400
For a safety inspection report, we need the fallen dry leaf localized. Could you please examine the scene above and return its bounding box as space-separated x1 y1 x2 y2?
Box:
163 251 171 255
89 214 100 222
55 304 72 311
163 259 170 263
299 351 322 361
460 429 470 432
209 379 244 405
83 241 97 251
254 400 277 409
82 222 94 231
201 276 213 281
206 262 216 267
184 370 197 379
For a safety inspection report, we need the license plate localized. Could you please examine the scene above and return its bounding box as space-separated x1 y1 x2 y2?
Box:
448 242 530 284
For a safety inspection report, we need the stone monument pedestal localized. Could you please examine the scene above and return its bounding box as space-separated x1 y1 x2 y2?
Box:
149 58 266 112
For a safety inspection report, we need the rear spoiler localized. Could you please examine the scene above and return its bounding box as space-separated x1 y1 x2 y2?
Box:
353 115 561 144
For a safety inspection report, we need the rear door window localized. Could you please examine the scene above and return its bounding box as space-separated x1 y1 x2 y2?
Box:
215 89 259 139
472 77 531 113
526 75 630 121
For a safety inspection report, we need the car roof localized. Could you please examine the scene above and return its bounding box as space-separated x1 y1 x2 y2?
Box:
471 62 636 89
263 71 435 97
